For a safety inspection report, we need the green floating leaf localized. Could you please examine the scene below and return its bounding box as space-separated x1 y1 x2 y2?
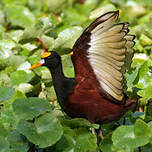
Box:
62 118 99 129
138 144 152 152
3 0 27 5
13 97 52 120
62 54 74 77
112 121 152 151
134 119 152 144
7 90 26 104
0 39 16 59
0 123 8 137
8 130 29 152
0 10 5 26
5 55 26 70
15 83 33 94
40 35 55 49
135 61 152 99
139 34 152 46
76 0 99 16
148 121 152 129
112 126 136 151
44 0 66 12
20 17 52 41
137 85 152 99
100 133 113 152
0 122 10 151
17 113 63 148
0 86 14 103
74 128 97 152
0 136 10 152
5 4 35 28
8 30 24 43
64 8 87 25
146 102 152 119
0 73 11 86
64 67 74 78
22 43 37 52
132 53 148 68
17 61 32 72
90 4 116 19
56 134 75 152
10 70 34 86
125 67 139 88
1 104 19 129
54 26 83 49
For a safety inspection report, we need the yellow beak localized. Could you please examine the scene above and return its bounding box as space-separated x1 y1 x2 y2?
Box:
29 60 44 70
30 51 51 70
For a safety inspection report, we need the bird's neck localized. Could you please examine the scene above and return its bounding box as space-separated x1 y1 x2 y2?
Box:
49 63 71 108
50 63 65 81
49 63 65 96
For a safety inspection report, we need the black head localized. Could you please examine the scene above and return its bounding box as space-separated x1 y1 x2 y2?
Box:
30 51 62 70
42 51 61 69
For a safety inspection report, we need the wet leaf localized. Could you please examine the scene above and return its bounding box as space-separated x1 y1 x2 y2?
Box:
8 130 29 152
54 26 83 49
0 86 14 103
0 136 10 152
5 4 35 28
13 97 52 120
74 128 97 152
17 113 63 148
0 40 16 59
10 70 34 86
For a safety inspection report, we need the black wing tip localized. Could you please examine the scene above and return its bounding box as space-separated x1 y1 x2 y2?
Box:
85 10 120 33
97 10 119 21
132 35 136 41
105 10 119 17
104 10 119 15
124 22 130 27
126 34 136 41
132 40 136 47
115 10 119 15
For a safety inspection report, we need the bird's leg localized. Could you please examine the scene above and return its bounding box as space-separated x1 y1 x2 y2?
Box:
116 121 121 126
123 117 126 125
98 129 104 140
28 143 36 152
91 128 96 135
95 125 104 147
138 147 142 152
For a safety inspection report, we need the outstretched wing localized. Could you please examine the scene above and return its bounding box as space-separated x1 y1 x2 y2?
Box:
71 11 135 101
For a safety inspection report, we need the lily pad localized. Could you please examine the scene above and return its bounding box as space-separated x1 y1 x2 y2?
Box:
0 86 14 103
13 97 52 120
17 113 63 148
54 26 83 49
0 40 16 59
10 70 34 86
8 130 29 152
5 4 35 28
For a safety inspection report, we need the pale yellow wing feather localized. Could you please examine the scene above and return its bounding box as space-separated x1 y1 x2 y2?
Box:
88 12 135 101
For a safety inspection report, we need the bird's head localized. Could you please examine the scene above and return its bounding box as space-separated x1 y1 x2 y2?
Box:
30 51 61 70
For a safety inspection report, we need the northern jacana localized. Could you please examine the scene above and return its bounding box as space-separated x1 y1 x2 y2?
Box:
30 11 136 124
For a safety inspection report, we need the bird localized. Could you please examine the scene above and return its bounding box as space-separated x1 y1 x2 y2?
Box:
30 11 136 124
